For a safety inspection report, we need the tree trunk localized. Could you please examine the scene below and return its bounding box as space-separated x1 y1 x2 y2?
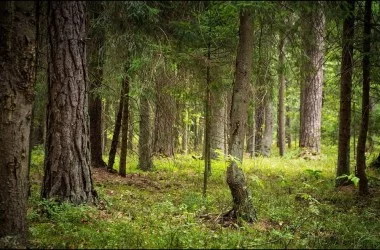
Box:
127 101 134 152
153 70 176 157
286 105 291 148
246 103 254 157
210 86 226 159
0 2 36 247
88 1 106 168
227 10 256 223
138 95 153 171
299 2 325 154
182 109 189 155
225 161 257 222
336 0 355 186
102 100 110 154
254 98 265 155
108 80 124 172
278 35 286 156
193 116 199 152
261 95 274 157
356 0 371 195
119 71 130 177
42 1 97 204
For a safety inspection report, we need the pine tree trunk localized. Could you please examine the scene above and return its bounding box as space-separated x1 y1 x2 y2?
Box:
127 101 134 152
182 109 189 155
119 72 130 177
210 86 226 159
286 105 291 148
300 2 325 154
254 99 265 155
88 3 106 168
138 95 153 171
108 79 124 172
356 0 371 195
261 95 273 157
336 0 355 186
278 35 286 156
0 2 36 247
153 70 176 157
42 1 97 204
227 10 256 223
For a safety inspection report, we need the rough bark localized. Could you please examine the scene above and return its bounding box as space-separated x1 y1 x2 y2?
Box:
336 0 355 186
229 10 254 161
299 2 325 154
227 10 256 223
119 72 130 177
107 83 124 172
42 1 97 204
210 86 226 159
278 35 286 156
0 2 36 247
261 95 274 157
153 70 176 157
225 162 257 222
138 95 153 171
356 0 371 195
88 1 106 168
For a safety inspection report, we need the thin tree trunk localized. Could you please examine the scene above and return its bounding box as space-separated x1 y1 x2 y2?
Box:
182 109 189 155
204 37 212 197
138 95 153 171
0 2 36 247
286 105 291 148
42 1 97 204
299 2 325 154
336 0 355 186
119 70 130 177
88 1 106 168
226 9 256 223
356 0 371 195
261 95 274 157
127 101 134 152
278 35 286 156
108 80 124 172
193 116 199 152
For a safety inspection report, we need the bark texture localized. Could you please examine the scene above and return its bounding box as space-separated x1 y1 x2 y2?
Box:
336 0 355 186
138 95 153 171
356 0 371 195
278 36 286 156
225 161 257 222
0 2 36 247
261 95 274 157
42 1 97 204
107 81 124 172
226 10 256 223
210 85 226 159
299 2 325 154
119 72 130 177
153 70 176 157
88 1 106 168
228 10 254 161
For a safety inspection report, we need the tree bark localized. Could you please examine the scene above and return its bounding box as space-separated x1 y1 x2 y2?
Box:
261 95 274 157
227 9 256 223
210 85 226 159
153 70 176 157
88 1 106 168
286 105 291 148
278 35 286 156
138 95 153 171
0 2 36 247
42 1 97 204
336 0 355 186
356 0 371 195
299 2 325 154
119 71 130 177
107 81 124 172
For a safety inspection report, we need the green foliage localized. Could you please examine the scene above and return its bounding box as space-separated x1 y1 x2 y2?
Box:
336 173 360 187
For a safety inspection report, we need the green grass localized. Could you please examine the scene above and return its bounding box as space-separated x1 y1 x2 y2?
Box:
28 145 380 249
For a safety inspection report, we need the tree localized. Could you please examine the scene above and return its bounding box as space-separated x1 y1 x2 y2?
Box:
356 0 372 195
226 9 257 223
336 0 355 186
88 1 107 169
278 34 286 156
119 65 130 177
138 93 153 171
42 1 97 204
0 2 36 247
299 2 325 154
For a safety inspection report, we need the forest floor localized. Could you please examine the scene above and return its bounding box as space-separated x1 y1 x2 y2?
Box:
28 146 380 249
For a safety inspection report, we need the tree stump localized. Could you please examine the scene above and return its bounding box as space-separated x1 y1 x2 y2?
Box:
225 161 257 223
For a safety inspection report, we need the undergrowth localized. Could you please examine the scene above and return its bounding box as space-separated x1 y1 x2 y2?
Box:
28 145 380 249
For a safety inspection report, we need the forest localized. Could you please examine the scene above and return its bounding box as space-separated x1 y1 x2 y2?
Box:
1 1 380 249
